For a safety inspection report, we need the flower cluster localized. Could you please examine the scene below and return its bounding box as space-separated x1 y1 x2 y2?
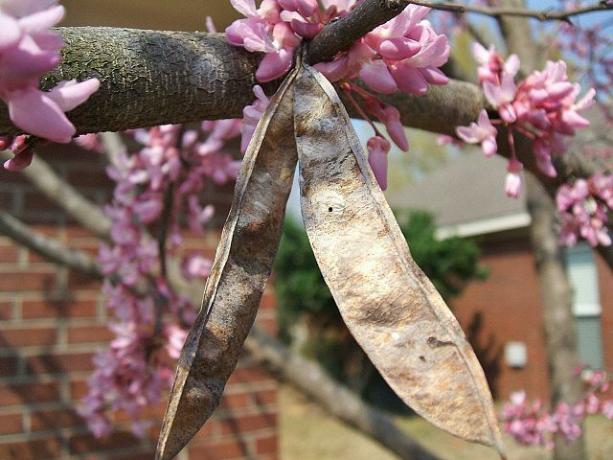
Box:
556 173 612 247
456 44 595 198
501 368 612 448
226 0 451 189
0 0 99 169
78 121 242 436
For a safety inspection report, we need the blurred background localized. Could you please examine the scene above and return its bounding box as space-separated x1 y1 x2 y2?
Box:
0 1 611 459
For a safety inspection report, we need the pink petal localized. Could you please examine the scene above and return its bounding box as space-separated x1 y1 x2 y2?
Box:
359 61 398 94
378 38 421 60
17 5 65 33
482 137 497 157
3 147 34 171
391 63 428 95
382 105 408 151
7 88 75 143
47 78 100 112
230 0 257 17
290 19 321 39
314 56 349 82
419 67 448 85
255 48 294 82
367 136 391 190
0 13 21 50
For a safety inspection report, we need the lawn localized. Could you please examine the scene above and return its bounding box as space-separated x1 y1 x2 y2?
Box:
280 385 613 460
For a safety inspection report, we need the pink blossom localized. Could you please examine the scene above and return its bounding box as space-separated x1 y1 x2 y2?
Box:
557 174 611 247
81 119 242 436
461 45 595 196
182 254 213 280
501 369 612 447
358 6 450 95
505 158 523 198
241 85 270 153
0 1 99 146
367 136 391 190
455 109 497 157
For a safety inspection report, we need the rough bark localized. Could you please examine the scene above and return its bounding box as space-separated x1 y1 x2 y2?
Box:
500 3 586 459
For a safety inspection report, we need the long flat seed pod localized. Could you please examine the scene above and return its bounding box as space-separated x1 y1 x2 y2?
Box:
156 66 299 460
293 64 505 456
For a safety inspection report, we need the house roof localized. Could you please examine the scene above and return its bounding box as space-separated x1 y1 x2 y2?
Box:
385 152 530 238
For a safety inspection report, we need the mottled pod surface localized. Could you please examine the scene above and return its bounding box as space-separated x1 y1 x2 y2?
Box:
294 65 504 455
155 67 299 460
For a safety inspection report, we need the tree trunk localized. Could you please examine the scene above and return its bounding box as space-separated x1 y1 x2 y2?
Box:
499 2 587 457
525 175 586 460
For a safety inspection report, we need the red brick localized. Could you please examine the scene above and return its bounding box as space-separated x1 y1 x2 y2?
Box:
0 413 23 435
253 389 276 406
0 271 56 292
219 413 276 434
70 379 89 400
219 393 251 410
68 270 101 290
260 291 276 310
0 244 19 263
25 352 95 375
0 300 14 321
189 439 250 459
0 382 61 406
68 325 113 344
228 366 272 385
0 437 62 460
255 316 277 334
30 408 82 431
0 356 19 377
22 299 98 319
255 435 277 455
69 431 142 454
0 327 57 348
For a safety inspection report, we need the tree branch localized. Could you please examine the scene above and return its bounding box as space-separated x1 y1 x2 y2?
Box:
404 0 611 22
0 150 111 239
307 0 610 64
0 210 102 277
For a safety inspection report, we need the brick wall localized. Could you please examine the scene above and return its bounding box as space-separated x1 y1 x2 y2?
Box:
0 146 279 459
452 233 613 401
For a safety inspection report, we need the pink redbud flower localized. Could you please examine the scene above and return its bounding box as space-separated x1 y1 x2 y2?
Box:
241 85 270 152
367 136 391 190
0 1 99 144
360 5 450 95
455 109 498 157
505 158 523 198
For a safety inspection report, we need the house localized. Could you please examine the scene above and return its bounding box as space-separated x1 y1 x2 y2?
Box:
386 152 612 400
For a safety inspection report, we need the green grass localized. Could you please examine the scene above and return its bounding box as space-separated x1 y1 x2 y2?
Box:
280 385 613 460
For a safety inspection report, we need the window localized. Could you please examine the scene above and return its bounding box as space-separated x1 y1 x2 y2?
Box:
566 244 604 369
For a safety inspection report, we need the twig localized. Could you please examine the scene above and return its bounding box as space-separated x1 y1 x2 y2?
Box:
405 0 611 22
306 0 611 64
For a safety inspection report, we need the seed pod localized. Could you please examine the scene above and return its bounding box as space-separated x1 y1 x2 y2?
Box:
293 64 505 456
156 66 299 460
